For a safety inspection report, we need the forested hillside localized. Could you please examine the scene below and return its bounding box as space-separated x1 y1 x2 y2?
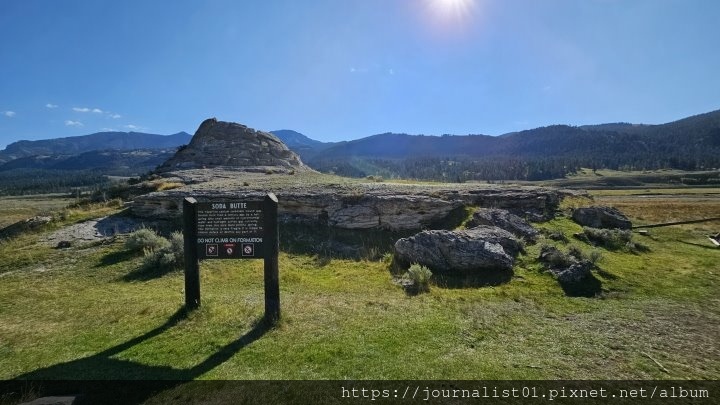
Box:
307 110 720 181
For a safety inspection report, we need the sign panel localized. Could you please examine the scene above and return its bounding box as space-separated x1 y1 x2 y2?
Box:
196 200 264 259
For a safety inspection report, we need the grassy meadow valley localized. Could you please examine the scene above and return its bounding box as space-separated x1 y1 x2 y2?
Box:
1 161 719 402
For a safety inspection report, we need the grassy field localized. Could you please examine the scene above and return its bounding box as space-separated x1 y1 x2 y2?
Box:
0 194 76 229
0 186 718 402
527 168 720 190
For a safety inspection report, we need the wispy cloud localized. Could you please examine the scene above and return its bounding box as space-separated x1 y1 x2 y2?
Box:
110 113 121 119
65 120 84 127
100 127 117 132
73 107 91 112
92 108 103 113
46 103 59 109
3 111 16 117
124 124 146 131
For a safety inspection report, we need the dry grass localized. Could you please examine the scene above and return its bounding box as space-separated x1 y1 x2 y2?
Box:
591 190 720 227
0 195 74 229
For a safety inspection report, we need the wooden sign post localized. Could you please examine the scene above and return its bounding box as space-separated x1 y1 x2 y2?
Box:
182 193 280 324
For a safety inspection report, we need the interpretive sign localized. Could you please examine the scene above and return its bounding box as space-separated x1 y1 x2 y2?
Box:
196 201 264 259
182 194 280 324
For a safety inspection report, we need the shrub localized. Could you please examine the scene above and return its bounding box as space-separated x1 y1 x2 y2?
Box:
589 250 603 265
581 227 632 250
567 245 585 261
405 264 432 293
539 245 574 268
141 231 184 270
155 181 184 191
125 228 170 253
382 252 393 264
547 231 569 243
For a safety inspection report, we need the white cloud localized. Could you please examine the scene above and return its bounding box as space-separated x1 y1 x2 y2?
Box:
73 107 91 112
46 103 59 109
3 111 16 117
92 108 103 113
65 120 84 127
124 124 146 131
100 127 117 132
110 113 121 119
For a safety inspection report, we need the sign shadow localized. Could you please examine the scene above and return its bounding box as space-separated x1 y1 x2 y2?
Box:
10 307 272 402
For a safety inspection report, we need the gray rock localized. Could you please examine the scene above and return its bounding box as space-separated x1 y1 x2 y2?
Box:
156 118 311 173
393 226 522 273
537 246 601 297
572 206 632 229
538 245 572 268
466 208 538 243
0 215 53 239
56 240 72 249
556 260 601 297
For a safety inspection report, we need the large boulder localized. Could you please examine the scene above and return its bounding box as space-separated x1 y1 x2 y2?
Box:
393 226 522 273
572 206 632 229
0 215 53 240
466 208 539 243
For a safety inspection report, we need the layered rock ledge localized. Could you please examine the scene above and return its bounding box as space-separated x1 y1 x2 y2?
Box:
130 170 577 232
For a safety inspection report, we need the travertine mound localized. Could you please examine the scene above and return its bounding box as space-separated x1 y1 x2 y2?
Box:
156 118 309 172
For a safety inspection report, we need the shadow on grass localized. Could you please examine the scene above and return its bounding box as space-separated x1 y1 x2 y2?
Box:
9 307 272 404
432 269 514 289
96 249 137 267
280 222 414 261
119 263 180 282
559 274 602 298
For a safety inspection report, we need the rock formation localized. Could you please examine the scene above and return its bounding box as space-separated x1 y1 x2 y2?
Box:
156 118 309 173
393 226 523 273
572 206 632 229
466 208 539 243
131 183 571 232
538 245 601 297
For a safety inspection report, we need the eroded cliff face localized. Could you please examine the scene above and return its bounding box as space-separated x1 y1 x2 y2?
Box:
130 176 570 232
156 118 310 173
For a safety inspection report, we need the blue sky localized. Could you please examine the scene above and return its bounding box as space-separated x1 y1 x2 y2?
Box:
1 0 719 149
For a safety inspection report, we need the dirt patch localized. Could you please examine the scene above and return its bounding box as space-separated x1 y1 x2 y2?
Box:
43 216 146 246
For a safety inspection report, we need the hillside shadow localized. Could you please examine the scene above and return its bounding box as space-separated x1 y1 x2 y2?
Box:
10 308 271 404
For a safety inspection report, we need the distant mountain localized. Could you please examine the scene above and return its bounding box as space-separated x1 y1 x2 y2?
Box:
0 130 191 177
270 129 335 161
0 131 192 160
307 109 720 181
270 130 325 149
0 149 178 176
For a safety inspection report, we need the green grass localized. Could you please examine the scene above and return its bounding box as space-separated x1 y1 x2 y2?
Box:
0 189 718 403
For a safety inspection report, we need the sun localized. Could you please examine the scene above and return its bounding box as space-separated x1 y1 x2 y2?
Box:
427 0 476 20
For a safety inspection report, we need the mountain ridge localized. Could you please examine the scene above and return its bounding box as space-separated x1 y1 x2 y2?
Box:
1 108 718 181
0 131 192 160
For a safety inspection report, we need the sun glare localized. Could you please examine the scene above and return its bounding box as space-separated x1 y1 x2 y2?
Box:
427 0 476 21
